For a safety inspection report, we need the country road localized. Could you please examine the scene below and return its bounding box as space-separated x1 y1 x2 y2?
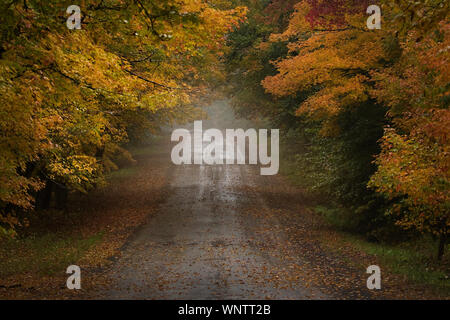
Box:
5 103 428 301
93 124 381 300
101 125 324 299
74 104 441 301
104 161 329 299
1 0 448 303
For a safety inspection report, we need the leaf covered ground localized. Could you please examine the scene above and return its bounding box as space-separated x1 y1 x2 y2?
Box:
0 140 170 299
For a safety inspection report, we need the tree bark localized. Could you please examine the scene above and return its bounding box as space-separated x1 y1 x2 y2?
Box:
438 234 447 261
54 184 68 209
35 180 53 210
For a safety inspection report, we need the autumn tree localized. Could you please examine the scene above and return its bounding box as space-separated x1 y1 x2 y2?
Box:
0 0 245 236
251 1 394 238
225 0 298 123
369 1 449 259
253 0 448 257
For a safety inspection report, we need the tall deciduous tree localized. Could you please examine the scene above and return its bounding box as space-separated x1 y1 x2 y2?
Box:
260 0 449 258
0 0 245 236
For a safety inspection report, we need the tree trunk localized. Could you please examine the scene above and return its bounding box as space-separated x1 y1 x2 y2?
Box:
437 234 447 261
54 184 68 209
35 180 53 210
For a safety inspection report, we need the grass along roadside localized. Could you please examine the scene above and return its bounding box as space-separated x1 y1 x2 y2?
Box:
279 140 449 297
314 218 450 296
0 232 104 280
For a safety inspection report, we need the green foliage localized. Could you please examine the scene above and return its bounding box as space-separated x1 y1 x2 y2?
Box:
0 231 103 277
330 232 450 295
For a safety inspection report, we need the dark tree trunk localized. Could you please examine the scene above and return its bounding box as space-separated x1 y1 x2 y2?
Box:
35 180 53 210
437 234 447 261
54 184 68 209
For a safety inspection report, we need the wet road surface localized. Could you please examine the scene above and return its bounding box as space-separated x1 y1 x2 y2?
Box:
104 130 330 299
105 162 329 299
